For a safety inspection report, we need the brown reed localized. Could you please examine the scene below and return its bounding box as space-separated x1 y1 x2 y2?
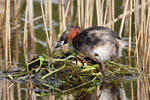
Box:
119 0 129 37
23 0 29 65
49 94 55 100
0 0 4 66
48 0 53 51
14 0 21 67
5 0 12 70
44 0 53 53
130 81 134 100
0 0 150 73
40 0 52 54
0 1 150 100
96 0 103 26
128 0 132 66
28 0 36 56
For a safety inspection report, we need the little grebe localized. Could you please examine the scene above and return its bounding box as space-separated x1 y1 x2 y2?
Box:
55 26 127 72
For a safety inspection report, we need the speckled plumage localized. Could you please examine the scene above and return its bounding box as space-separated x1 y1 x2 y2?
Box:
56 26 127 62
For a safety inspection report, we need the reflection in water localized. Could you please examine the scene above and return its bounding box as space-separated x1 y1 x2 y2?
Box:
0 79 14 100
0 0 150 100
99 85 127 100
0 74 149 100
78 81 128 100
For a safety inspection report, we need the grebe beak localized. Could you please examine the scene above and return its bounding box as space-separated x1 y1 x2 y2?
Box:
55 40 65 48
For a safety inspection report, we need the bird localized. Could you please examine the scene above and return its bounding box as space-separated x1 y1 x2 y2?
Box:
55 26 128 73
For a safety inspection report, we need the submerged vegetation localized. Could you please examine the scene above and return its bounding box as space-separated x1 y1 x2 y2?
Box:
0 0 150 99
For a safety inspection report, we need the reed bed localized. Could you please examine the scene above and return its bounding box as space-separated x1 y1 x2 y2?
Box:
1 0 150 72
0 0 149 99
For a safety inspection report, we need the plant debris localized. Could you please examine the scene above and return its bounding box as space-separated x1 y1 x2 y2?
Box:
4 52 139 95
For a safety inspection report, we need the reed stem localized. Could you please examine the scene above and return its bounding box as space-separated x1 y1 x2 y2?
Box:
40 0 52 54
5 0 12 70
128 0 132 66
119 0 129 37
23 0 29 65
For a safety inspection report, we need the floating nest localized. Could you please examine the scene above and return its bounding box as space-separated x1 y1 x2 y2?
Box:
5 51 139 96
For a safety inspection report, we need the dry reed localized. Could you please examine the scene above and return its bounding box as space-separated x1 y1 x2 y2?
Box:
23 0 29 65
49 94 55 100
0 0 149 73
48 0 53 52
5 0 12 70
0 0 149 75
40 0 52 54
128 0 132 66
14 0 21 68
130 81 134 100
96 0 103 26
0 0 5 66
0 0 150 100
28 0 36 56
44 0 53 53
119 0 129 37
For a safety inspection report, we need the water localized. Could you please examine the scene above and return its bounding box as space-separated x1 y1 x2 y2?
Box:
0 72 149 100
0 0 150 100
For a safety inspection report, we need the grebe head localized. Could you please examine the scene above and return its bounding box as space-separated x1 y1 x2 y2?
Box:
55 26 81 48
